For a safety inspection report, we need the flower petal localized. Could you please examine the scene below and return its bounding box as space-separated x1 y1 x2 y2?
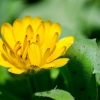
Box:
40 48 50 66
36 22 45 44
49 32 59 52
0 39 14 63
41 58 69 69
0 51 14 68
13 19 24 44
1 23 16 49
44 21 52 35
22 16 33 30
28 43 41 66
0 55 13 68
49 23 61 38
43 23 61 52
0 60 14 68
0 38 4 52
47 46 66 62
26 25 33 40
56 36 74 49
31 17 42 34
8 67 24 74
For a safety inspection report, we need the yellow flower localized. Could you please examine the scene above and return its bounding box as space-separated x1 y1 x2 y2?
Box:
0 16 74 74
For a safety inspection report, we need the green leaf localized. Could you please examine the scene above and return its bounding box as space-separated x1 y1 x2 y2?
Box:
64 39 98 100
94 41 100 85
96 73 100 85
93 51 100 74
34 89 74 100
93 41 100 73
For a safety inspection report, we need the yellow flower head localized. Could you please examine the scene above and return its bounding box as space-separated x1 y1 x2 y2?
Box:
0 16 74 74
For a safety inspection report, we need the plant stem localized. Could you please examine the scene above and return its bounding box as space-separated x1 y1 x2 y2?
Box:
33 75 39 91
26 77 33 96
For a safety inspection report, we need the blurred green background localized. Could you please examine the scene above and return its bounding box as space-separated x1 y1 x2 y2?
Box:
0 0 100 100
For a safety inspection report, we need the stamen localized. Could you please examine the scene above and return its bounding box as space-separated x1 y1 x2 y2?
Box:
10 50 15 57
2 43 7 52
14 41 21 49
14 41 21 55
23 35 28 50
22 40 30 60
15 46 21 55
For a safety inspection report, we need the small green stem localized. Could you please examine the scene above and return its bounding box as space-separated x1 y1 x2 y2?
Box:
26 77 33 96
33 75 39 91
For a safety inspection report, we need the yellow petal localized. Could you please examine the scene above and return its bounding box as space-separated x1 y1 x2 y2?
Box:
31 17 42 42
22 40 30 60
41 58 69 69
0 40 14 63
8 67 24 74
49 32 59 52
28 43 41 66
36 22 45 44
13 41 21 55
31 17 42 33
0 38 4 53
1 23 16 49
56 36 74 49
26 25 33 40
22 16 33 41
43 23 61 52
0 50 14 68
47 46 66 62
44 20 52 35
0 53 13 68
22 16 33 30
42 32 58 55
42 32 58 56
0 60 14 68
49 23 61 38
13 19 24 44
40 48 50 66
0 51 13 64
23 25 33 50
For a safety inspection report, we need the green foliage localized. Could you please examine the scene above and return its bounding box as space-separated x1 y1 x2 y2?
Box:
0 0 25 26
0 0 100 100
19 0 100 36
35 89 74 100
0 86 21 100
64 39 98 100
93 41 100 73
0 67 10 85
96 73 100 85
50 68 60 80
